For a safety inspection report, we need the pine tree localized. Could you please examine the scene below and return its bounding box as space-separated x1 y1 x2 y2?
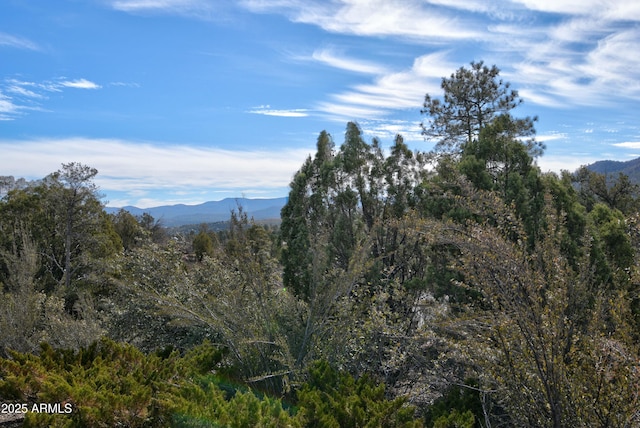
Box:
421 61 537 155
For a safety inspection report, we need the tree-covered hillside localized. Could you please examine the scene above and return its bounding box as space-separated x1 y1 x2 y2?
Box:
1 62 639 427
586 156 640 186
104 197 288 227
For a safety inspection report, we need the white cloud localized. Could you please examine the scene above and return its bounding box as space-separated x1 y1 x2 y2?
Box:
0 93 21 120
360 119 424 143
535 132 568 143
612 142 640 149
244 1 640 111
115 0 640 113
315 51 457 122
513 0 640 19
548 16 611 44
496 3 640 108
0 32 39 50
0 77 103 120
603 2 640 21
311 47 388 75
60 79 102 89
110 0 224 20
241 0 482 41
107 0 640 114
0 138 311 207
3 77 101 95
6 83 44 99
536 154 601 173
247 107 309 117
0 87 44 120
579 28 640 93
112 0 207 12
315 101 389 122
428 0 497 13
517 88 566 108
110 81 141 88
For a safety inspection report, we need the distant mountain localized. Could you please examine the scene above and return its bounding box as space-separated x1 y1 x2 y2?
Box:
585 157 640 184
105 197 288 227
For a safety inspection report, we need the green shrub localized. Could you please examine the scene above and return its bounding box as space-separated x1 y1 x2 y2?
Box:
0 342 421 427
296 361 422 428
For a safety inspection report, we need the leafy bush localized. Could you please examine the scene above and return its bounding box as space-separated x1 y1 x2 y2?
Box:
296 360 422 428
0 341 421 427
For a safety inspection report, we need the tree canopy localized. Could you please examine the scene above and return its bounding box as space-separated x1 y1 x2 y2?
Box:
421 61 539 157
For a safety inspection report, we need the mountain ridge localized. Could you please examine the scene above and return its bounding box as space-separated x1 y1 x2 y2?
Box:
102 156 640 227
105 196 288 227
585 157 640 184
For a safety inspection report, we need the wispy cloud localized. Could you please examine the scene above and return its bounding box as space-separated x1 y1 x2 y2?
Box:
0 77 102 120
428 0 498 13
513 0 639 17
6 81 45 99
0 138 311 207
5 77 101 94
536 132 568 143
241 0 640 112
248 105 309 117
360 119 424 143
106 0 640 118
60 78 102 89
314 101 389 122
112 0 207 11
0 32 39 51
110 81 141 88
311 47 389 75
496 5 640 107
110 0 224 20
0 93 22 120
315 52 456 122
612 142 640 150
241 0 482 41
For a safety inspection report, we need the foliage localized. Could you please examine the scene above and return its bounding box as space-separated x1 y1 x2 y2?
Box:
438 197 640 427
278 123 434 379
421 61 538 155
43 162 120 293
0 228 105 357
424 380 482 428
296 360 421 428
431 410 474 428
111 209 153 251
0 163 120 342
574 166 639 214
280 124 427 301
192 224 216 262
116 212 299 396
0 339 303 427
0 340 424 427
459 113 545 245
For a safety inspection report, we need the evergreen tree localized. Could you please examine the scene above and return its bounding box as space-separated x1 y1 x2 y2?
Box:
0 163 120 295
574 166 639 214
421 61 537 155
192 224 216 262
459 114 545 246
280 130 335 301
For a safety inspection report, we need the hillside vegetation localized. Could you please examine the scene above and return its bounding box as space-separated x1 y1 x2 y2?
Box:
587 157 640 184
1 62 639 427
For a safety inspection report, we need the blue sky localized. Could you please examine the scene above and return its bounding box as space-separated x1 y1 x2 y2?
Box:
1 0 639 208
